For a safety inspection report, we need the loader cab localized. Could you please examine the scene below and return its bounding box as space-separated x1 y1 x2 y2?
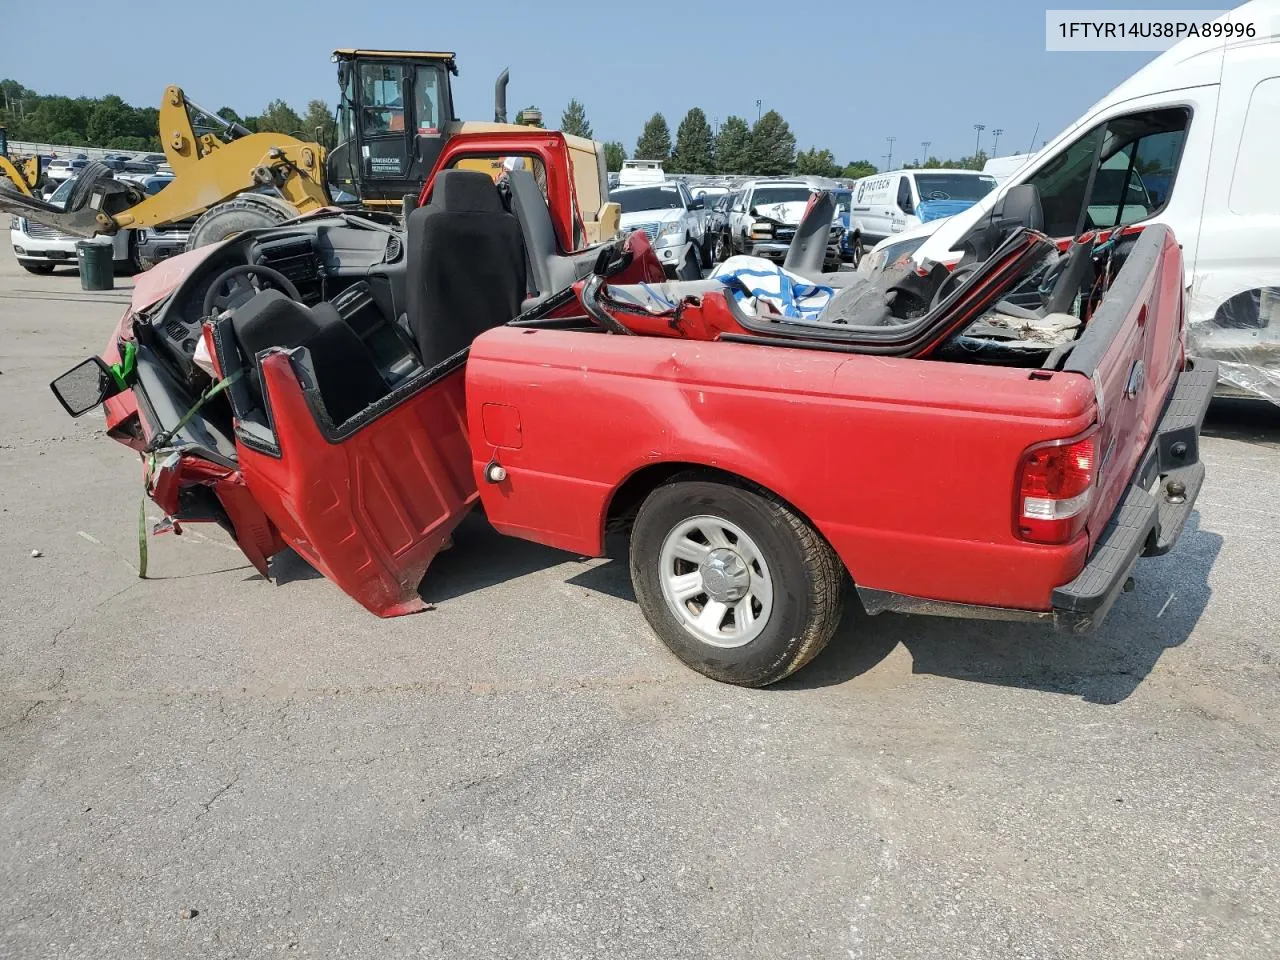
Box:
327 49 458 210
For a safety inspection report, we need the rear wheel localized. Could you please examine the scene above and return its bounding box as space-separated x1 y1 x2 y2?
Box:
630 477 844 686
185 194 300 251
20 262 56 275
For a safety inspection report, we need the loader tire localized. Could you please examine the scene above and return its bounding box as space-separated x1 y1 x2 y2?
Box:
66 161 115 212
185 194 300 252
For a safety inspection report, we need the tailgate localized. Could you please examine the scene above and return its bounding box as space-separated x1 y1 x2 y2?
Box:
1061 225 1187 548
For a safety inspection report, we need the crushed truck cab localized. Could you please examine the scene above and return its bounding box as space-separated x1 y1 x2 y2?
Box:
50 174 1214 687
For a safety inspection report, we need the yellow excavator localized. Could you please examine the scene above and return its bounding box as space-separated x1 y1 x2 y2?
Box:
0 51 611 251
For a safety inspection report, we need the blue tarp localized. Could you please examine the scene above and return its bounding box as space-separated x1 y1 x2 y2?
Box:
915 199 978 223
710 256 834 320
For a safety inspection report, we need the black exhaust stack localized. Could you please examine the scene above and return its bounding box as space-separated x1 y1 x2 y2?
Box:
494 69 509 124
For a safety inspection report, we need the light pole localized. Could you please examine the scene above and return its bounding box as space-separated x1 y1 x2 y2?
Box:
755 99 762 122
921 141 931 166
973 123 986 159
991 128 1004 156
885 136 896 170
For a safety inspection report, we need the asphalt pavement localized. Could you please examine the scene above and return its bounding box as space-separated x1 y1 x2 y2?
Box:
1 243 1277 960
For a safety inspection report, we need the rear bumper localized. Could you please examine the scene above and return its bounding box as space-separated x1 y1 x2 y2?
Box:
1051 358 1218 632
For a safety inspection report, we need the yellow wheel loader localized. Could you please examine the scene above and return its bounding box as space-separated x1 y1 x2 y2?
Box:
0 51 616 256
0 126 43 197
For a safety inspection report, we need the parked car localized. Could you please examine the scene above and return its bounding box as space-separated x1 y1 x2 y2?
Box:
728 179 843 269
608 180 707 277
846 169 997 255
10 177 132 274
861 0 1280 402
44 158 90 183
129 175 192 268
706 191 738 262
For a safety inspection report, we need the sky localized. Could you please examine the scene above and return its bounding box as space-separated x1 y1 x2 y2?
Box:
0 0 1229 166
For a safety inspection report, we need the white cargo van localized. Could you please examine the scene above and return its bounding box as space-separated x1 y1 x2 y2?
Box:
865 0 1280 401
847 169 997 252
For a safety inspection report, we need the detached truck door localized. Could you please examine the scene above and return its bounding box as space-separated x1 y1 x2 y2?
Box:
234 357 478 617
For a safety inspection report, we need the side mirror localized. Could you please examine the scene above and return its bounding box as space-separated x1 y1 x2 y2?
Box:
50 356 121 418
749 206 758 216
691 198 704 210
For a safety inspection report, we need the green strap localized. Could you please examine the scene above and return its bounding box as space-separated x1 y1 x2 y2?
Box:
139 370 242 576
137 494 149 580
147 370 243 453
110 341 137 391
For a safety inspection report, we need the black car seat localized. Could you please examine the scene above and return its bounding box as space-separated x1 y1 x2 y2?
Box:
405 170 527 369
231 288 390 425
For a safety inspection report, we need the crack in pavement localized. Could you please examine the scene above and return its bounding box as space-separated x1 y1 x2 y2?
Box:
50 580 141 647
0 700 48 735
194 773 241 821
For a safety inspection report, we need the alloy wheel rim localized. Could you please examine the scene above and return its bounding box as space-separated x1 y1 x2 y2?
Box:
658 515 774 648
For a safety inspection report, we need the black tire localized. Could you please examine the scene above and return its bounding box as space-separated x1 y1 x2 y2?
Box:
20 262 56 275
850 233 866 267
185 194 299 251
118 231 142 276
66 161 114 212
630 477 844 687
699 236 713 270
714 231 732 264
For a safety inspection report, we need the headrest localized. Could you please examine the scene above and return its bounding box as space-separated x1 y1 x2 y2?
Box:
429 170 505 214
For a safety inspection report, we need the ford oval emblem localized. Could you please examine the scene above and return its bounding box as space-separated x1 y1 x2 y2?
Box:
1126 360 1145 399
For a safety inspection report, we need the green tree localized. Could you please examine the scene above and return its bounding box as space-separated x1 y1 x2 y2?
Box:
713 116 751 174
302 99 337 148
669 107 714 174
603 140 627 172
559 99 592 138
841 159 878 180
24 96 89 144
748 110 796 176
257 99 304 136
795 147 841 178
84 94 133 144
634 112 671 162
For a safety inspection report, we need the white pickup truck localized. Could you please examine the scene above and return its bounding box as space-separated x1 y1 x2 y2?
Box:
608 178 707 278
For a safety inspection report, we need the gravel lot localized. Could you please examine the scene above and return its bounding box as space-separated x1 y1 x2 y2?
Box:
1 241 1277 960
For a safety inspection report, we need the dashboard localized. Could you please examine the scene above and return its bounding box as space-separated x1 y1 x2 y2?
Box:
145 214 406 376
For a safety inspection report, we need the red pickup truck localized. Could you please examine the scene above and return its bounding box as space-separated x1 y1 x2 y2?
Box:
51 175 1215 687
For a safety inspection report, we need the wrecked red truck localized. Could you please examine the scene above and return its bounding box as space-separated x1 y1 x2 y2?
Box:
51 173 1216 687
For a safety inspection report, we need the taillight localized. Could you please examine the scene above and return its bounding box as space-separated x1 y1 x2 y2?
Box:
1015 431 1097 544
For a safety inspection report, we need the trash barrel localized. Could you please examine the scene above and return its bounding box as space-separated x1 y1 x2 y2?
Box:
76 239 114 291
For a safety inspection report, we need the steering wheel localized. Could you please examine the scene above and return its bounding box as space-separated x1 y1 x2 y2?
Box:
201 263 302 319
